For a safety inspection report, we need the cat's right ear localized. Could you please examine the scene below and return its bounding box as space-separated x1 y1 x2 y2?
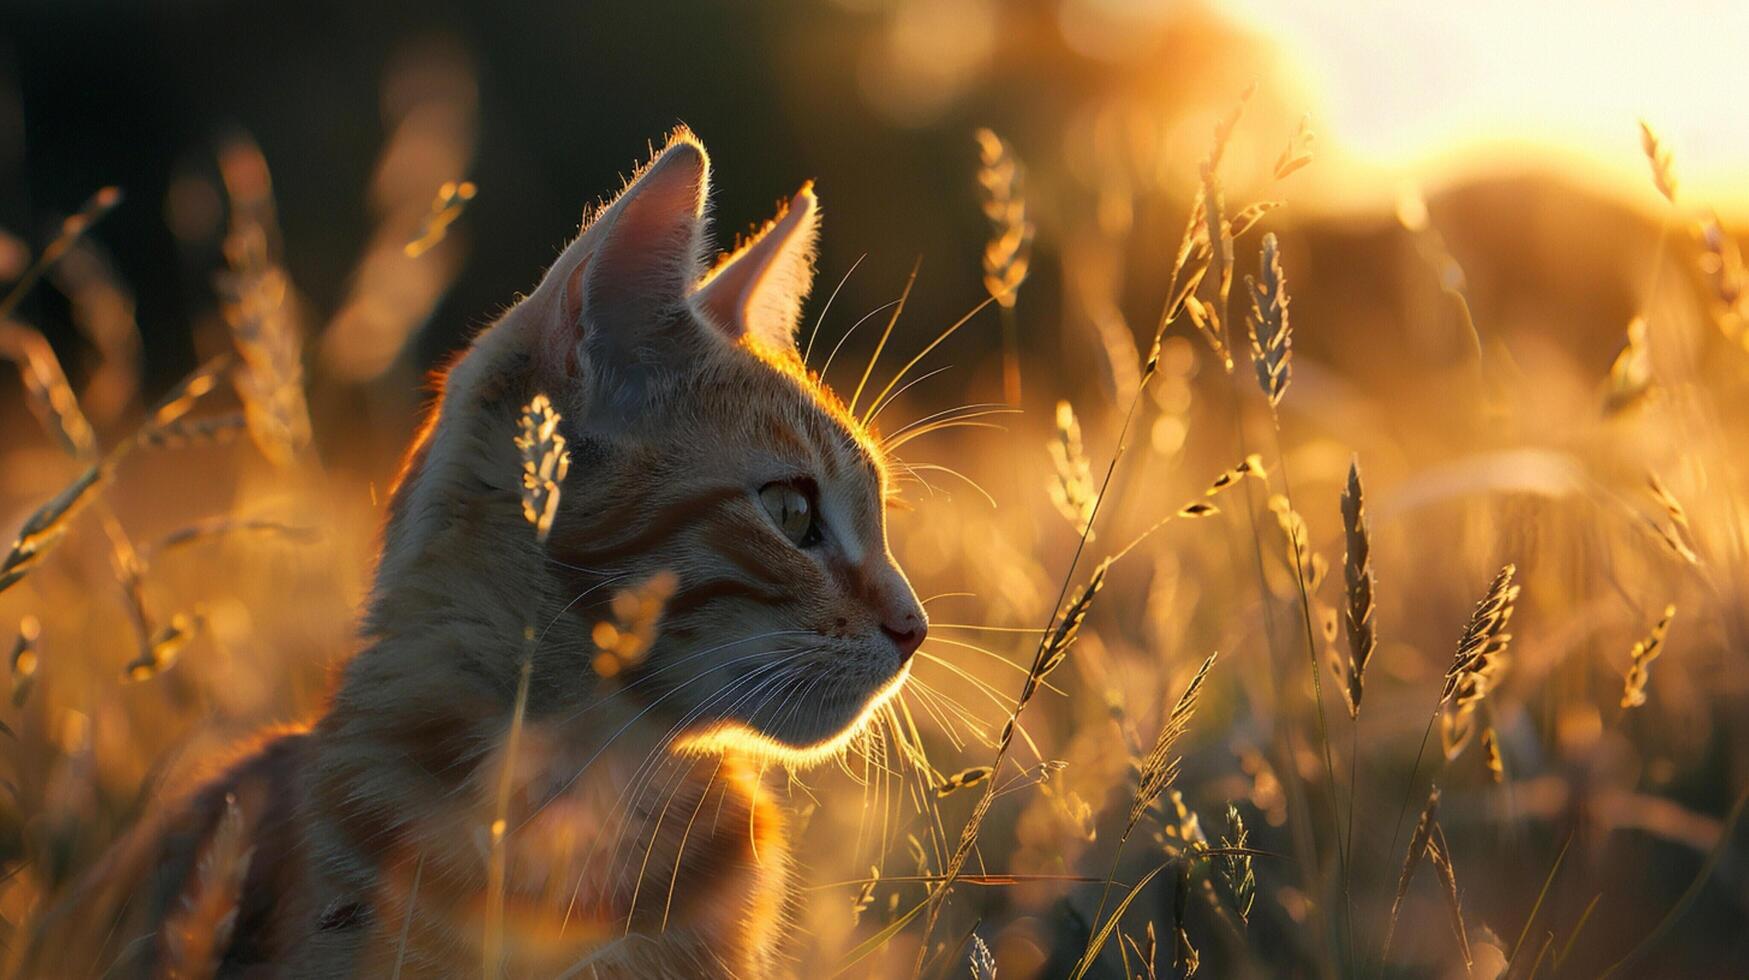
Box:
524 129 711 393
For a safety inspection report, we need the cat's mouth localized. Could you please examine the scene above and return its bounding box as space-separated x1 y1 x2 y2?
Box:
672 658 912 767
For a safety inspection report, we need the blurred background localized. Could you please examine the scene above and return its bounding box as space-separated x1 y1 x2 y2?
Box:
2 0 1747 976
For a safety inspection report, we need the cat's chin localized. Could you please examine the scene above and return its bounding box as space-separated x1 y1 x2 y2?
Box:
672 661 911 768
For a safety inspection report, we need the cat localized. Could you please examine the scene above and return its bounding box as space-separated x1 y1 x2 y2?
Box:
30 127 927 978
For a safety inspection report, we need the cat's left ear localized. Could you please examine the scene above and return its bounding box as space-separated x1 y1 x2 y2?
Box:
523 129 712 388
691 183 820 351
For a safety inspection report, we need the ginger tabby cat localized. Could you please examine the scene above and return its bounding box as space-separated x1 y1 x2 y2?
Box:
33 129 927 979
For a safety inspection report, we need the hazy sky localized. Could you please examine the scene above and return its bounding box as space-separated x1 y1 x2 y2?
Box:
1223 0 1747 210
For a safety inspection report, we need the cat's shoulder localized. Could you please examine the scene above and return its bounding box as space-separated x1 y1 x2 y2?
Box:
29 729 319 977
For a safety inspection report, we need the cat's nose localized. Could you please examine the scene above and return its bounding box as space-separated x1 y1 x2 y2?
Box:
881 616 926 663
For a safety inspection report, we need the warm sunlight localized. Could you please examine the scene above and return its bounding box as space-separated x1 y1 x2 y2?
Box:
4 2 1747 977
673 664 915 768
1225 0 1749 212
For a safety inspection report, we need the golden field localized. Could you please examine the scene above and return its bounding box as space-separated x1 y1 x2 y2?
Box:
1 2 1746 976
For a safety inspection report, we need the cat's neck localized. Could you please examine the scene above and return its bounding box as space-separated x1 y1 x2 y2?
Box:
308 645 789 973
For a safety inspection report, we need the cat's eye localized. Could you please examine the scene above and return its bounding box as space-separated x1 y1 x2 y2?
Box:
759 481 823 548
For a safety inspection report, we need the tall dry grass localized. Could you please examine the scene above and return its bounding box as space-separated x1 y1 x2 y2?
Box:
0 39 1747 980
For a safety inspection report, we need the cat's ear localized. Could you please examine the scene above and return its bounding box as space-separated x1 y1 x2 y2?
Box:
691 183 820 351
527 129 712 383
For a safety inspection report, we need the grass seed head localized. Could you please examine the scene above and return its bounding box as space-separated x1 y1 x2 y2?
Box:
1340 459 1377 717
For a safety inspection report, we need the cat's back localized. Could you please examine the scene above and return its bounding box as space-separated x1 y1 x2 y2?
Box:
28 730 318 979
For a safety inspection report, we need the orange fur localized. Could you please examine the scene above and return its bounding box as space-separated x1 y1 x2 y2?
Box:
41 132 925 979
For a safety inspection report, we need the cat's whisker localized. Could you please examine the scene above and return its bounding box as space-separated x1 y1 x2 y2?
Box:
543 555 615 576
659 753 723 932
878 401 1013 443
847 258 919 417
910 681 996 750
817 298 901 384
903 679 970 751
921 635 1058 688
860 293 1001 427
889 703 950 870
923 622 1047 635
884 418 1012 452
900 461 998 509
802 252 865 367
862 363 955 429
524 643 809 834
886 458 943 500
910 652 1013 717
619 667 805 930
579 660 806 929
535 572 636 649
919 591 976 606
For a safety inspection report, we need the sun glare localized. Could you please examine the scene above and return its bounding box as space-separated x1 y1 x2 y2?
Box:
1224 0 1749 213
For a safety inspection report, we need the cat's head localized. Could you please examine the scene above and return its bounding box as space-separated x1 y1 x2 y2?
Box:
373 129 925 764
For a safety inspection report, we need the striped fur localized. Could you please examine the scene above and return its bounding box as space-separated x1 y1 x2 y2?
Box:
47 130 924 978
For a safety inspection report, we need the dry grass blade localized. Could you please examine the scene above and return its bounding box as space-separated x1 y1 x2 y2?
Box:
1047 400 1096 537
1172 862 1199 977
1121 925 1157 980
489 393 573 976
1207 453 1266 492
1030 561 1107 691
974 128 1034 309
1127 650 1220 834
850 865 879 926
1621 603 1676 709
1442 564 1519 705
1245 232 1291 406
1638 119 1678 205
162 791 255 980
1196 158 1236 371
922 517 1119 964
1155 89 1251 345
1219 803 1255 925
1163 235 1211 329
405 179 478 258
0 185 123 325
1695 212 1747 346
1647 471 1689 529
1604 315 1652 414
1228 200 1283 240
145 353 236 431
934 766 993 797
1267 495 1325 592
967 931 997 979
123 610 203 682
515 393 571 543
1482 725 1505 783
137 413 250 452
217 136 312 468
1382 785 1441 963
975 127 1033 405
1645 471 1700 568
9 615 40 708
1427 821 1472 968
1208 83 1254 174
145 516 319 558
0 323 97 460
0 463 104 596
1070 862 1169 980
1339 459 1376 718
1273 115 1316 181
